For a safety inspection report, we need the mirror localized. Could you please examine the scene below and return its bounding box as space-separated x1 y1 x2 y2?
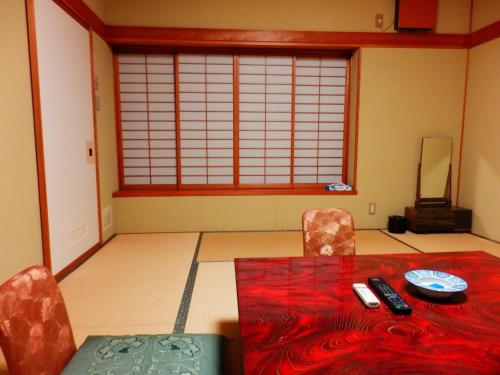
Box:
416 137 452 207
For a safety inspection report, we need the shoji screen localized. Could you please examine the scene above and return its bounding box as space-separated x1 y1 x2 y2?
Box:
294 57 347 184
118 54 176 186
239 56 293 185
178 54 234 185
116 52 350 192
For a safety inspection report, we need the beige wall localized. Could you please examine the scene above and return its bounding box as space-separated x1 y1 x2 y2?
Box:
102 0 470 33
437 0 471 33
471 0 500 31
459 37 500 241
83 0 106 21
114 48 467 232
92 33 118 241
0 1 43 281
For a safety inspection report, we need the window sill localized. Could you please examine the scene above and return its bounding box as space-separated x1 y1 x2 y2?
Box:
113 188 358 197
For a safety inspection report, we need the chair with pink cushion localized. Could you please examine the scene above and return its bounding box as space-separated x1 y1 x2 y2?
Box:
0 266 224 375
302 208 356 256
0 265 76 375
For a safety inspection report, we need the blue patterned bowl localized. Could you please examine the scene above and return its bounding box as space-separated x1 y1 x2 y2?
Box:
404 270 468 299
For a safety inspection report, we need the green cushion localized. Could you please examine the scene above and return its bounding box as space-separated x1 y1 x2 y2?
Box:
62 334 225 375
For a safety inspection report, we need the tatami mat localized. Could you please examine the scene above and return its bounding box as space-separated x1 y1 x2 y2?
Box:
383 230 500 257
185 262 241 375
197 231 304 261
198 230 417 261
59 233 199 341
355 230 416 254
185 262 239 338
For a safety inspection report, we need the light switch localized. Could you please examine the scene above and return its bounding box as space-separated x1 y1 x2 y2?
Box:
86 141 96 164
369 202 376 215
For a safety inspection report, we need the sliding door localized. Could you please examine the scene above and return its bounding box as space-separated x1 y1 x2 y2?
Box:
31 0 100 274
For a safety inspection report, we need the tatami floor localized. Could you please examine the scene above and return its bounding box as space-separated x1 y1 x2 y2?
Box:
1 230 499 374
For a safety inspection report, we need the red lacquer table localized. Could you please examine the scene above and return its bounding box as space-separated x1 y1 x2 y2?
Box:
235 251 500 374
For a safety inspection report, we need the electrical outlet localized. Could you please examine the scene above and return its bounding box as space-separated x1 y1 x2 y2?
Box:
375 14 384 29
368 202 376 215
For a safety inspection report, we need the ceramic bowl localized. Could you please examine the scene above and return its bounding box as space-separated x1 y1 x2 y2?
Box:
404 269 468 299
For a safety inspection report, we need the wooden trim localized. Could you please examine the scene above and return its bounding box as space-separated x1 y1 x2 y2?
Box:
469 20 500 48
145 54 152 183
113 188 358 197
112 54 125 190
352 48 362 191
106 26 469 49
54 233 116 282
54 242 101 282
174 54 182 188
89 30 103 243
101 233 117 247
456 0 474 206
233 55 240 187
342 57 351 183
26 0 52 271
48 2 500 51
290 56 296 186
53 0 107 40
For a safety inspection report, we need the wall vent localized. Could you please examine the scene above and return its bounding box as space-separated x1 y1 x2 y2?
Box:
102 205 113 231
65 223 88 248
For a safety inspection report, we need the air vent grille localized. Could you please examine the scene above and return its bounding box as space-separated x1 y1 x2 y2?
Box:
65 224 88 248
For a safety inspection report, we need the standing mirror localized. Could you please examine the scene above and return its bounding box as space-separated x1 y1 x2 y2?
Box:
415 137 452 208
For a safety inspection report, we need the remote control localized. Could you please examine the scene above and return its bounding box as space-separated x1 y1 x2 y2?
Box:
368 277 412 315
353 283 380 308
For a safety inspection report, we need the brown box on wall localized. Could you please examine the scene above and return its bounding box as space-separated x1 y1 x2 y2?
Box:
395 0 438 31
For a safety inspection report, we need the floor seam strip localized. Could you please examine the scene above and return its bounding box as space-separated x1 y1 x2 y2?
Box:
378 230 424 253
173 232 203 333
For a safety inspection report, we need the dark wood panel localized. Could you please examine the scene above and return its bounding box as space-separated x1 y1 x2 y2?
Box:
405 206 472 233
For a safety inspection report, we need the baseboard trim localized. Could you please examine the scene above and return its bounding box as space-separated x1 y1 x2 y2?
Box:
54 233 116 282
470 232 500 245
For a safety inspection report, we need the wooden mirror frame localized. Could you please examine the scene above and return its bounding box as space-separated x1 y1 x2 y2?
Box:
415 138 452 208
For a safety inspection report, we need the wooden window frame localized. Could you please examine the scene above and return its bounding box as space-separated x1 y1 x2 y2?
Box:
113 47 359 197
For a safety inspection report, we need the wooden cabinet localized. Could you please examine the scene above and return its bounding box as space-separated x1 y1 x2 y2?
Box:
405 206 472 233
395 0 438 31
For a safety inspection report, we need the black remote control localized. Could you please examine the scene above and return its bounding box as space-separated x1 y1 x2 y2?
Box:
368 277 412 315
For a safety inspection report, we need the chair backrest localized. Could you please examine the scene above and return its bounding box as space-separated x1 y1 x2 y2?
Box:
302 208 356 256
0 266 76 375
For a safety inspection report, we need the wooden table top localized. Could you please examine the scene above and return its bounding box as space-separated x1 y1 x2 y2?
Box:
235 251 500 374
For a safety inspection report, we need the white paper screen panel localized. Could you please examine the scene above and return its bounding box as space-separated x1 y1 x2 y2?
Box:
239 56 293 184
294 57 347 184
34 0 99 273
179 54 234 185
119 54 176 185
